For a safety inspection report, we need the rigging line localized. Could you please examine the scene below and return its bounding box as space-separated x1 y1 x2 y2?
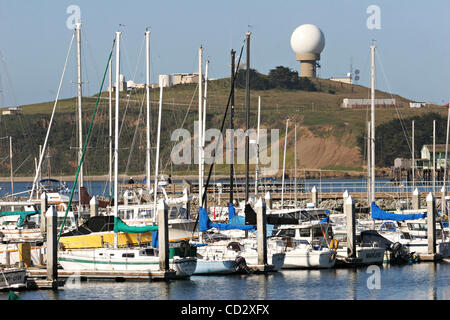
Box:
0 49 18 108
191 37 246 236
29 30 76 200
162 82 199 173
13 153 31 174
117 38 144 139
58 36 116 242
376 49 412 154
123 90 146 182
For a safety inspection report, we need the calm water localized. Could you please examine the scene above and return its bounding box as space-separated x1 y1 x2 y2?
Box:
2 263 449 300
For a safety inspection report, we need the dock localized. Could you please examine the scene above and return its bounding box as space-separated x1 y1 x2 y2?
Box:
26 267 186 282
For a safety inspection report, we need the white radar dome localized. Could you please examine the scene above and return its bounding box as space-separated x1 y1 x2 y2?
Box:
290 24 325 55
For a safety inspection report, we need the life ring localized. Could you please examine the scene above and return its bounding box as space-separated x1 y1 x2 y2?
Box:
329 239 339 251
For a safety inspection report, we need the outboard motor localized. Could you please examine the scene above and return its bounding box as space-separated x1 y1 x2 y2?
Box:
233 256 252 274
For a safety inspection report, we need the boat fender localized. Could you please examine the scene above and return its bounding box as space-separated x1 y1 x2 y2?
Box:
329 239 339 251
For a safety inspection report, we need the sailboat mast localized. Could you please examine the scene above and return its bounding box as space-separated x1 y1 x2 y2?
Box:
153 80 164 214
108 58 113 198
76 22 84 201
245 32 251 203
198 46 204 207
412 120 415 191
114 31 121 249
202 59 209 209
145 29 151 190
433 120 436 193
255 96 261 196
281 119 289 207
229 49 235 205
444 105 450 193
9 136 13 197
370 44 376 204
294 123 297 207
367 121 371 204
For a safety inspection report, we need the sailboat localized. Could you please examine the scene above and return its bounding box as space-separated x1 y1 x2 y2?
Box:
58 31 196 277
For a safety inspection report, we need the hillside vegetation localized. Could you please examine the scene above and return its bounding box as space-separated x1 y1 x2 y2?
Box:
0 72 446 180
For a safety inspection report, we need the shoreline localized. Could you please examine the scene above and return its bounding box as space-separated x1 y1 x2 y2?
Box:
0 171 390 183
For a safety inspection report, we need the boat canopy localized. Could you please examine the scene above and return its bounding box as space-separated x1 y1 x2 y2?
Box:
371 202 427 221
0 210 40 228
198 207 256 232
113 217 158 234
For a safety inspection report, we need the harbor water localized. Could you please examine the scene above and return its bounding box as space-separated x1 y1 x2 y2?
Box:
1 263 449 300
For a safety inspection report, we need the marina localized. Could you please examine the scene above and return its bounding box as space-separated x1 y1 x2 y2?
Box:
0 1 449 310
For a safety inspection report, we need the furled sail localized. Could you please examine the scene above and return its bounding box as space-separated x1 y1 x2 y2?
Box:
371 202 427 221
198 207 256 232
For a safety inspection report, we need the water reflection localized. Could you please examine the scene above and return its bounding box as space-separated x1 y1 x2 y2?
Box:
1 263 448 300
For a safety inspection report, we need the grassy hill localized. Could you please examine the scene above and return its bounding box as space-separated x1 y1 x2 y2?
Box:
1 77 446 180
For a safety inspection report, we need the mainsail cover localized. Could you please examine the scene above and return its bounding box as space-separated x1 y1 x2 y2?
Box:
198 207 256 232
371 202 427 221
0 210 40 228
113 217 158 233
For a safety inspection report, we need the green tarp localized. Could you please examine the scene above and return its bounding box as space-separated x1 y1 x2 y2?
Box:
113 217 158 234
0 210 40 228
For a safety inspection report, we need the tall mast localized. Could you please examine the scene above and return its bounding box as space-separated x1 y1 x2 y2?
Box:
412 120 415 191
202 59 209 209
294 123 297 207
9 136 13 197
198 46 204 207
76 22 84 202
444 105 450 194
245 32 251 203
370 44 376 204
203 60 209 145
281 119 289 207
108 56 113 198
153 82 163 214
114 31 121 249
255 96 261 196
367 121 371 204
145 29 151 190
433 120 436 193
229 49 235 205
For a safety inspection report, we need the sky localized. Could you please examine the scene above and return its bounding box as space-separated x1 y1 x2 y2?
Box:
0 0 449 107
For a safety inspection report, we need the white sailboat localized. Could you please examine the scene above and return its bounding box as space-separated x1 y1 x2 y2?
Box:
58 30 196 277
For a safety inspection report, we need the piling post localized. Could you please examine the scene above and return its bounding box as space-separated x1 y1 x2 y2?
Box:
40 192 48 235
412 188 420 210
311 186 318 207
46 205 58 282
426 193 436 255
265 192 272 210
4 248 10 266
90 196 98 218
343 189 349 205
344 195 356 258
255 197 267 266
157 199 169 271
441 186 446 214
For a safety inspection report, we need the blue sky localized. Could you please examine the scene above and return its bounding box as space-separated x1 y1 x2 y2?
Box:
0 0 449 106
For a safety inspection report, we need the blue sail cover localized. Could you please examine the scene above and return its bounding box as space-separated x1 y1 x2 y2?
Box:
228 203 236 220
371 202 427 221
198 207 256 232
